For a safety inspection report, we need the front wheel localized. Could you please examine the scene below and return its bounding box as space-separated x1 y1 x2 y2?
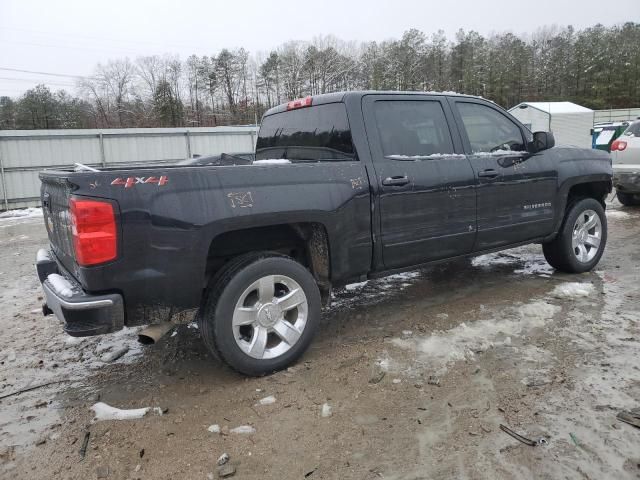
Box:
542 198 607 273
199 253 321 376
617 190 640 206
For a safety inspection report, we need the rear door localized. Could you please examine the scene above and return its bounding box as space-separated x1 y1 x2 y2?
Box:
254 101 372 283
363 94 476 270
448 97 557 251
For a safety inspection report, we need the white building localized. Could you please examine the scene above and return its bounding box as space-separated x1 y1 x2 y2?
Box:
508 101 594 149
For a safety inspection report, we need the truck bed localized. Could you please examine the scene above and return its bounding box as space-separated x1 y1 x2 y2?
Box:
39 159 373 327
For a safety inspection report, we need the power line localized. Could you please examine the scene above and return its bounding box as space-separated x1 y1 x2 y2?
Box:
0 67 86 79
0 38 154 57
0 76 77 87
0 25 217 53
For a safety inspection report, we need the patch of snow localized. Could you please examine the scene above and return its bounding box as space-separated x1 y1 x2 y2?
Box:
0 207 43 220
471 150 528 156
332 270 422 309
550 282 594 299
207 424 221 433
472 251 554 276
91 402 160 421
471 253 514 267
392 378 402 384
391 301 560 374
516 301 561 321
606 210 631 219
321 403 333 418
230 425 256 434
345 281 368 291
64 335 85 346
384 271 421 282
386 153 466 160
257 395 276 406
253 159 291 165
513 260 554 276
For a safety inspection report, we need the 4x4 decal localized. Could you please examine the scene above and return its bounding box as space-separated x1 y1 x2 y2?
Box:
111 176 169 188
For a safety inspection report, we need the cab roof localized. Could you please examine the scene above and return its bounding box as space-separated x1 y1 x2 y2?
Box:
262 90 482 117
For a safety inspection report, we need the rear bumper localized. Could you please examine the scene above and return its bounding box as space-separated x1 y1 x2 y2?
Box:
613 169 640 193
36 248 124 337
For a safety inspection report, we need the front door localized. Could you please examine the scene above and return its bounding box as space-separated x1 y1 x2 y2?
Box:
363 95 477 270
449 98 557 251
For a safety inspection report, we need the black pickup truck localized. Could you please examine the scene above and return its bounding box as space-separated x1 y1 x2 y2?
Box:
36 91 612 375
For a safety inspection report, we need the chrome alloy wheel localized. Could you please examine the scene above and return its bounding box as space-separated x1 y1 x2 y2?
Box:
232 275 308 359
572 209 602 263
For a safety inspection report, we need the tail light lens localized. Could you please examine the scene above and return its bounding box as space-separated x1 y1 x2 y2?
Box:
611 140 627 151
69 197 117 266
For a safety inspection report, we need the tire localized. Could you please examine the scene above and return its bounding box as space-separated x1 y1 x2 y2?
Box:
542 198 607 273
617 190 640 206
198 252 321 376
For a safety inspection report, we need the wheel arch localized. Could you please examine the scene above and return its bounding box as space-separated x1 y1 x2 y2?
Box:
548 175 612 240
204 221 332 303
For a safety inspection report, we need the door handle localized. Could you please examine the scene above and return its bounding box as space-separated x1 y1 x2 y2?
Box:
382 176 410 186
478 169 499 179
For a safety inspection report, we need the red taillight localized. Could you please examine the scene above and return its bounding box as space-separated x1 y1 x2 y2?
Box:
286 96 313 110
69 197 117 266
611 140 627 151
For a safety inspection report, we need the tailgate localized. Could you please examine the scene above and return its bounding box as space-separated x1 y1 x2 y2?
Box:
40 174 76 273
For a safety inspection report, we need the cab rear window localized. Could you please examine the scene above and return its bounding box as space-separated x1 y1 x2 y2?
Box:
256 103 355 162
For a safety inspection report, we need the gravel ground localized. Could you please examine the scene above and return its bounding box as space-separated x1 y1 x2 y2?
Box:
0 200 639 480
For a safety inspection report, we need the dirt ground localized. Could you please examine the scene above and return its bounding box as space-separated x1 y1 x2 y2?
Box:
1 199 639 480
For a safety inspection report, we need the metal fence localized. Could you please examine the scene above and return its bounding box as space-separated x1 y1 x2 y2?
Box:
594 108 640 124
0 126 258 211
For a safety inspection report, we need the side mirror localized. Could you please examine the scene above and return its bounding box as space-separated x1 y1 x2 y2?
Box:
532 131 555 152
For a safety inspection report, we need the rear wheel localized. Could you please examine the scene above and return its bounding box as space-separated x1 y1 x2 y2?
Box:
617 190 640 206
199 253 321 376
542 198 607 273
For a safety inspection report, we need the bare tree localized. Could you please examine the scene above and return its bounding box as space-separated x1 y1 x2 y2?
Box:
8 23 640 130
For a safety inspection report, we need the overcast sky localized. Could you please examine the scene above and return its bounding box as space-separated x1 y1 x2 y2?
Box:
1 0 638 97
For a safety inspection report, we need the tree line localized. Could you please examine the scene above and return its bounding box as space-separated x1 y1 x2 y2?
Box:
1 22 639 130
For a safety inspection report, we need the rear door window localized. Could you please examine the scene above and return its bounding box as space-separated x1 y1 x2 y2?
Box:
256 103 355 162
456 102 526 153
372 100 455 159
